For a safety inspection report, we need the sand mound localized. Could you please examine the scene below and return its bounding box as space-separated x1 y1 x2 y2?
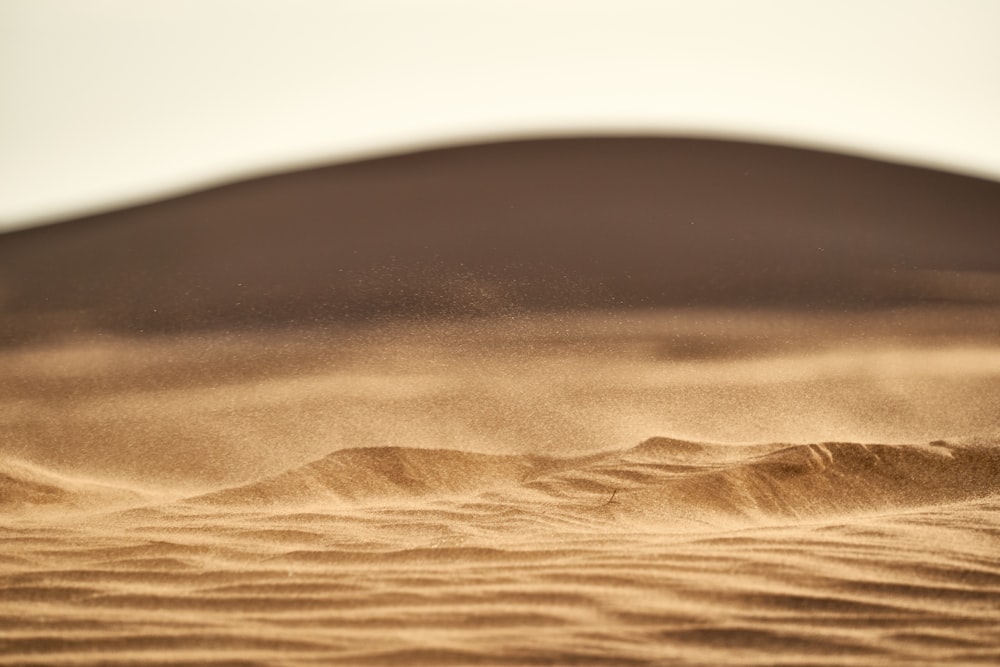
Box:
192 446 568 506
620 440 1000 523
0 458 147 511
623 437 779 464
191 439 1000 525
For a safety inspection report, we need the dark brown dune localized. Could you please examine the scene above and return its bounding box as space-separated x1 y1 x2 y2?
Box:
2 137 1000 343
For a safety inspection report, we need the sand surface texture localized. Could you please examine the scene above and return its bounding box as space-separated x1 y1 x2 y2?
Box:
2 439 999 666
2 309 1000 665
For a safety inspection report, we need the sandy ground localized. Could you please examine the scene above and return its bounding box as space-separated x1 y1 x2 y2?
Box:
2 307 999 665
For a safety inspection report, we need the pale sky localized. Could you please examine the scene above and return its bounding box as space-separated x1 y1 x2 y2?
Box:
2 0 999 231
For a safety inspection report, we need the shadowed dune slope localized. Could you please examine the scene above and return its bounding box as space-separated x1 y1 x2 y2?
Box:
191 438 1000 523
3 137 1000 343
620 439 1000 522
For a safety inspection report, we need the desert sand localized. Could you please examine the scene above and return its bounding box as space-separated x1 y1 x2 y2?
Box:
3 137 999 664
2 308 999 666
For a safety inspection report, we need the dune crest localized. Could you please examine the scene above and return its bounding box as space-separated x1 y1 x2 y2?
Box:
621 439 1000 523
192 446 566 506
189 439 1000 526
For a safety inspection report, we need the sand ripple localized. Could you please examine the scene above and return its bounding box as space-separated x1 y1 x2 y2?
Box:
2 440 999 665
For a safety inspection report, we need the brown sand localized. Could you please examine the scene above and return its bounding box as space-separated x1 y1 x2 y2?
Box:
3 138 1000 344
2 308 999 665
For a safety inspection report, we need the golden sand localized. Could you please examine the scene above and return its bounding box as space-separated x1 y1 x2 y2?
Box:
2 308 999 665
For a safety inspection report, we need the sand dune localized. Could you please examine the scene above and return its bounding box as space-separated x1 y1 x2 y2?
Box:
1 438 998 665
3 138 1000 344
0 457 148 511
192 446 562 506
620 439 1000 524
191 438 1000 527
2 136 999 664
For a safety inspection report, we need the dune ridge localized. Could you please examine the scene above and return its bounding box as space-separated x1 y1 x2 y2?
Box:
621 439 1000 523
192 446 566 506
189 438 1000 527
